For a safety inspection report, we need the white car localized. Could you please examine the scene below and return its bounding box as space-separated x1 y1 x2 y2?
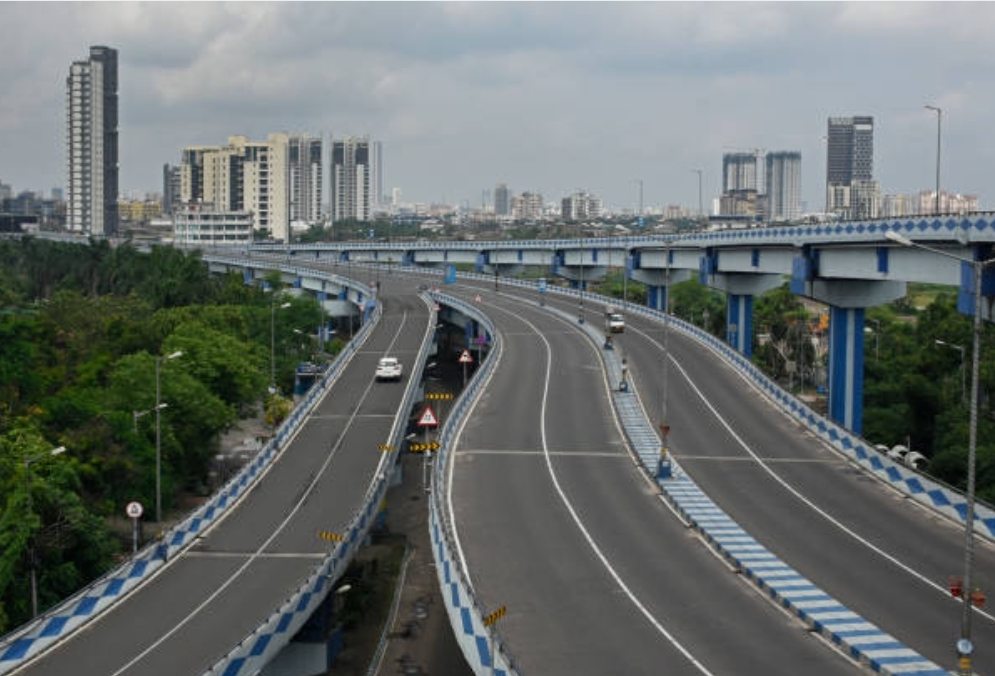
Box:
375 357 403 382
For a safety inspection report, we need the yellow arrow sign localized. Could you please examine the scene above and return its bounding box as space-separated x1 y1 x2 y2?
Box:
318 530 345 542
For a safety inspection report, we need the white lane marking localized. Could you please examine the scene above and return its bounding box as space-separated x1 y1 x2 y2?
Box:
629 321 993 620
109 311 413 675
448 298 717 676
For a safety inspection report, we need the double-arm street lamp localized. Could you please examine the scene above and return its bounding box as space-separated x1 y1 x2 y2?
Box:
886 230 994 673
156 350 183 526
25 445 67 618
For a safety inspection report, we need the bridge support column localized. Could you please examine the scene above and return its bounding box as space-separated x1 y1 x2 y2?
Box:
791 253 907 434
647 285 665 312
703 273 782 358
827 307 865 434
726 294 753 357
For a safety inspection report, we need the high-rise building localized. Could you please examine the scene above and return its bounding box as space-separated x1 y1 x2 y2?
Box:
494 183 510 217
179 134 290 241
287 134 323 225
826 116 876 219
162 164 181 215
722 153 757 193
765 152 802 222
371 140 384 208
66 45 118 235
331 135 373 223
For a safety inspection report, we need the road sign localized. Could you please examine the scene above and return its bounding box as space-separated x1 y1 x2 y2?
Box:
319 530 344 542
474 294 482 302
458 349 473 364
126 501 144 519
483 605 506 626
378 443 394 452
409 441 440 453
426 392 453 400
417 405 439 427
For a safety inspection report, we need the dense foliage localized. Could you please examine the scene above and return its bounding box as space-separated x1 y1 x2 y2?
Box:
0 237 332 631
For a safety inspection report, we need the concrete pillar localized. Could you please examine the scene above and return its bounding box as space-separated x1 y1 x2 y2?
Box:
726 294 753 356
827 306 865 434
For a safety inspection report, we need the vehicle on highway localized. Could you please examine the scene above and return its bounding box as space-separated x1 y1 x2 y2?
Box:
605 307 625 333
375 356 403 381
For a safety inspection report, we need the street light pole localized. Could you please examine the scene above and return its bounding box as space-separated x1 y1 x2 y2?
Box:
271 300 292 393
925 105 942 215
24 445 66 618
156 351 182 527
935 339 967 405
691 169 704 225
886 230 993 673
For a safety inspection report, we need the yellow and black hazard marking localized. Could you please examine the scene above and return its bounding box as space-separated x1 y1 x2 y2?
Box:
408 441 441 453
318 530 345 542
378 443 394 452
426 392 453 401
483 605 506 626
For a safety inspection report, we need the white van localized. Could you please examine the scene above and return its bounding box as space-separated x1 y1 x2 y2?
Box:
606 308 625 333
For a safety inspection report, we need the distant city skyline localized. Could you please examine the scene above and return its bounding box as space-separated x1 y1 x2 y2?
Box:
2 3 993 212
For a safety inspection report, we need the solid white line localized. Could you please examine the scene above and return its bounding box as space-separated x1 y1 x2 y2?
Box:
109 310 414 676
450 296 717 675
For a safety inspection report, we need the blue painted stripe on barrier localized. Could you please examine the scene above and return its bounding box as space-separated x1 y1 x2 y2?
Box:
0 639 30 663
250 634 271 656
73 596 97 616
39 617 66 638
476 635 491 667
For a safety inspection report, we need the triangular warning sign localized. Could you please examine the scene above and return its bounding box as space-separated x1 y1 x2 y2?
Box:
417 405 438 427
458 349 473 364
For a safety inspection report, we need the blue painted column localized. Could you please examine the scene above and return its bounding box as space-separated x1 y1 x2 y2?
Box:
827 306 865 434
726 294 753 357
647 285 666 312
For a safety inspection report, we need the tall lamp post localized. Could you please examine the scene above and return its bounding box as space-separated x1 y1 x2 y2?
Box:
925 104 942 215
886 230 994 674
25 445 66 618
936 339 967 405
156 350 183 526
691 169 704 225
271 300 291 393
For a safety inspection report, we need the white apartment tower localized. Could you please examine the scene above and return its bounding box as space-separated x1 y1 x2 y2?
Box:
765 152 802 222
66 45 118 235
331 135 375 223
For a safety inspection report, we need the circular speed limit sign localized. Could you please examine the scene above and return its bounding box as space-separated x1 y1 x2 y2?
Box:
126 501 144 519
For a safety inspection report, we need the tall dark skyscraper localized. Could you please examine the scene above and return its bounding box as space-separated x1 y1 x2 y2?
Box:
67 45 118 235
826 116 876 219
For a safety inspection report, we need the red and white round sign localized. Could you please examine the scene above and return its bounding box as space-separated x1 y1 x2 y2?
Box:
126 501 144 519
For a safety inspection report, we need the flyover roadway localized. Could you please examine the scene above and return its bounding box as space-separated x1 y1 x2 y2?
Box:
453 277 994 676
433 282 861 676
12 290 432 676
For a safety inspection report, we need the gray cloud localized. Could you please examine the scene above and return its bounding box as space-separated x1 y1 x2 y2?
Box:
1 2 992 211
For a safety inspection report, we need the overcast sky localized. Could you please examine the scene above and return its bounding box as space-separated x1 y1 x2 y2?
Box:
2 2 993 213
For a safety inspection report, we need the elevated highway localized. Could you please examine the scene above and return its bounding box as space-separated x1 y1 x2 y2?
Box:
429 273 994 676
2 284 435 676
3 241 993 676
